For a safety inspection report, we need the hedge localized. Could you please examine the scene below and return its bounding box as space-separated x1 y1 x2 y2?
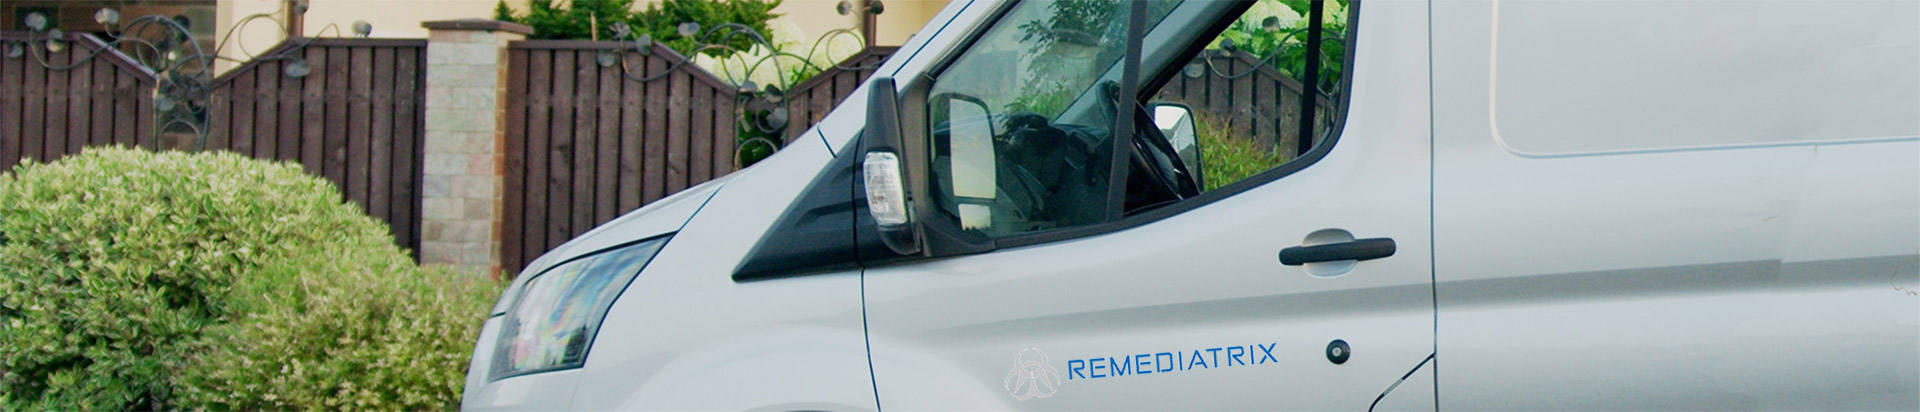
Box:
0 147 498 411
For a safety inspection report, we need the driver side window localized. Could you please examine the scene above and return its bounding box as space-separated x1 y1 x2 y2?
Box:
925 0 1351 239
928 0 1179 238
1159 0 1349 192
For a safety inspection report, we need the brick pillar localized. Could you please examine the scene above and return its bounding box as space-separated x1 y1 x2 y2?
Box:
420 19 531 276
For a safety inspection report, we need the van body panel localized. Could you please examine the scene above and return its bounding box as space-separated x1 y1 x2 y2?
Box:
463 151 742 412
1370 358 1436 412
1432 1 1920 409
459 317 505 410
862 0 1435 409
461 366 583 411
547 134 883 411
463 129 878 411
514 172 731 281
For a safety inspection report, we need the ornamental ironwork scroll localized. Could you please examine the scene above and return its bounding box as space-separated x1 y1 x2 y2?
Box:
590 16 880 168
4 2 372 151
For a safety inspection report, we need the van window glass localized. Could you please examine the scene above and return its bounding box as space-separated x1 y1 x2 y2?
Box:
924 0 1357 239
1491 0 1918 154
927 0 1182 237
1153 0 1351 192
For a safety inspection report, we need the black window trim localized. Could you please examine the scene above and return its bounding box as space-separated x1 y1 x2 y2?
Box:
899 0 1366 253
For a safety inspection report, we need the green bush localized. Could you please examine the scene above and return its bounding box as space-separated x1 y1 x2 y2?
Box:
172 260 496 411
1210 0 1349 96
1195 112 1292 191
0 147 496 410
496 0 784 58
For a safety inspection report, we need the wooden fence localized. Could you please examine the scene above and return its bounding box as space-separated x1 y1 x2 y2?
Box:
204 38 429 255
0 32 157 170
778 46 896 142
8 34 1320 272
0 33 428 255
503 40 738 271
1155 50 1336 154
501 41 897 272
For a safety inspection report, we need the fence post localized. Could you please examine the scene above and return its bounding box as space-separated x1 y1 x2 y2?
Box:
420 19 531 276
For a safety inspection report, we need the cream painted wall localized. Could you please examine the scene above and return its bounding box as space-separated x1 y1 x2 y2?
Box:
215 0 509 71
302 0 509 38
214 0 292 72
871 0 948 46
765 0 862 45
211 0 947 71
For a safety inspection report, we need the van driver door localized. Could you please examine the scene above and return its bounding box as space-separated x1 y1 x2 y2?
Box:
861 0 1436 409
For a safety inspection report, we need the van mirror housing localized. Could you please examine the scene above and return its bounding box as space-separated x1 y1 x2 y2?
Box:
864 77 922 255
1151 102 1203 190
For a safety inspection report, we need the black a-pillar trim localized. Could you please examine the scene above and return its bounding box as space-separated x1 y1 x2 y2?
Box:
1105 0 1150 221
1296 0 1325 156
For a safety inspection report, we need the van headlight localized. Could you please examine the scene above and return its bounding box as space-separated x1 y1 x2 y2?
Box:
491 235 669 380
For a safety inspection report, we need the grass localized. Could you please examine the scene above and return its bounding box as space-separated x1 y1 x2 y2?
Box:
1193 112 1293 191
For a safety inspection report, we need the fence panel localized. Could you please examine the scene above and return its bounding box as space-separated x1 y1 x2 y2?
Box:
1155 50 1337 154
504 40 744 272
501 41 893 272
1 33 425 257
780 46 897 142
0 32 157 171
205 38 429 255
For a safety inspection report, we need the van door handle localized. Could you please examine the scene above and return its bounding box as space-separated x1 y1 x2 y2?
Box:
1279 238 1396 265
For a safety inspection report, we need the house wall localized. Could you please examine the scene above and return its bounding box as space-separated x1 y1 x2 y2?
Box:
3 0 951 72
872 0 949 46
216 0 503 71
213 0 947 73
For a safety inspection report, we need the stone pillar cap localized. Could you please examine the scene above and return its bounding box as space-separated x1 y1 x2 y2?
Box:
422 19 534 35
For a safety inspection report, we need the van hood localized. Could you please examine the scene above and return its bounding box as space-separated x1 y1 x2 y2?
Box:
511 174 732 281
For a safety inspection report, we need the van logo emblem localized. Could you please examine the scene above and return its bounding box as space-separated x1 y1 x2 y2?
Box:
1003 348 1062 401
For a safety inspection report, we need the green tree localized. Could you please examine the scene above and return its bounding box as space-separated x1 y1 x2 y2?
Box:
1211 0 1348 96
495 0 783 58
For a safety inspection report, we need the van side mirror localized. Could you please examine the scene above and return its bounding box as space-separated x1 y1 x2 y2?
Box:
929 92 997 231
1151 102 1204 190
864 77 922 255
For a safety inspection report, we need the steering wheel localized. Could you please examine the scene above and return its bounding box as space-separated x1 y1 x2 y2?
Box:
1130 105 1200 199
1091 80 1198 209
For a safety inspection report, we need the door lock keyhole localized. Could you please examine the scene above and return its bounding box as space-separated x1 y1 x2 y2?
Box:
1326 339 1351 364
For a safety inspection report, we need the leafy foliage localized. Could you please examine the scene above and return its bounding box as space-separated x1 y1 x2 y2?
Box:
171 261 497 411
692 21 864 89
497 0 646 40
496 0 784 58
1016 0 1127 79
705 23 865 169
1194 112 1291 191
734 110 783 168
1011 0 1178 108
0 147 496 410
688 22 864 169
1210 0 1348 96
1002 83 1076 117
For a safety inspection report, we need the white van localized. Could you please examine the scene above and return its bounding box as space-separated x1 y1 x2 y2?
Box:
461 0 1919 410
